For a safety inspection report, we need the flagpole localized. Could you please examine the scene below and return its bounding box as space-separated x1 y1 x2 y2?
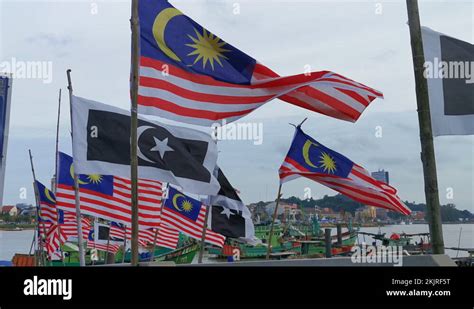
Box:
130 0 140 267
105 226 111 264
197 203 210 264
54 88 66 266
406 0 444 254
121 231 127 264
266 183 282 260
30 195 39 266
66 69 86 266
150 228 158 262
150 196 165 262
54 88 61 195
28 149 48 266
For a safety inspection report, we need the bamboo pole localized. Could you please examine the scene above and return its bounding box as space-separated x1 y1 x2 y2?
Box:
66 69 86 266
130 0 140 267
29 149 48 266
29 218 38 266
406 0 444 254
266 184 282 260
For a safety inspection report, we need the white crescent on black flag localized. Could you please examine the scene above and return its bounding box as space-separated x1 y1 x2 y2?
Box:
421 27 474 136
208 167 256 242
71 95 220 195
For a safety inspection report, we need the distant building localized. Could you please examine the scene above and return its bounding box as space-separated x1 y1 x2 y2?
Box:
355 206 375 222
1 205 18 216
411 211 425 221
19 207 36 216
15 203 32 210
368 206 377 219
265 202 299 217
376 208 388 220
371 169 389 184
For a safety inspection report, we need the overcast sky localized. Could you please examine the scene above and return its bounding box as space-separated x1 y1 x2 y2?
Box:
0 0 472 211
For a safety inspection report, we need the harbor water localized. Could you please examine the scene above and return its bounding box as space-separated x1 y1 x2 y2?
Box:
1 224 473 261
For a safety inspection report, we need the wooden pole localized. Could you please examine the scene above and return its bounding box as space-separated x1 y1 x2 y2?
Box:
197 204 210 264
130 0 140 267
406 0 444 254
66 69 86 266
149 228 158 262
29 150 48 266
121 231 127 264
150 197 168 262
324 228 332 258
105 226 111 264
266 184 282 260
336 224 342 246
30 215 38 266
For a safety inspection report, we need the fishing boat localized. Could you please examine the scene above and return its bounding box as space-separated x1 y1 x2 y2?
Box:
208 217 358 260
358 231 432 255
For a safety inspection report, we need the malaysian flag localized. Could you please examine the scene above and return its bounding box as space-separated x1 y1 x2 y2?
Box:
56 152 162 228
45 224 66 260
110 222 127 240
279 126 411 215
155 224 180 250
35 181 64 258
35 181 57 223
110 222 179 249
58 210 92 241
109 222 153 247
87 242 121 254
86 227 121 254
162 187 225 247
137 0 383 126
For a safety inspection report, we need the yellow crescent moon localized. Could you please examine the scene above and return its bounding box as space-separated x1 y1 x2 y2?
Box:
172 193 185 212
44 187 56 203
302 140 319 168
152 8 183 62
69 164 88 185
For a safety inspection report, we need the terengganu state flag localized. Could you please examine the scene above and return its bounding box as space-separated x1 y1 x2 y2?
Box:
421 27 474 136
137 0 383 126
71 95 220 195
208 167 255 241
279 126 411 215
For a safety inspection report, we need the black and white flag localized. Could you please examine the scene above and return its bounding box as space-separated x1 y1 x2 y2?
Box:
71 95 220 195
208 168 255 241
421 27 474 136
94 223 122 245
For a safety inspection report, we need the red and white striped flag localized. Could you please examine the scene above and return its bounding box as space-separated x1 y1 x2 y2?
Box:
45 224 67 259
163 187 225 248
59 212 93 241
111 222 179 250
156 224 180 250
138 1 383 126
87 242 121 254
57 153 162 228
279 127 411 215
